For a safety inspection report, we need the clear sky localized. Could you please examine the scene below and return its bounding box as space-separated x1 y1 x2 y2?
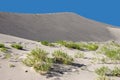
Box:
0 0 120 27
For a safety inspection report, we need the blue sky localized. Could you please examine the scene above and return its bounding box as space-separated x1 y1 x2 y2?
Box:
0 0 120 26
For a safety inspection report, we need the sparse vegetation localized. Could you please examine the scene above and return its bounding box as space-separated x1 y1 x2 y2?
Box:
84 43 98 51
56 41 98 51
95 66 120 77
95 66 110 76
22 48 52 74
11 43 23 50
41 41 55 47
0 43 5 48
98 42 120 61
52 50 73 65
0 43 7 52
111 67 120 77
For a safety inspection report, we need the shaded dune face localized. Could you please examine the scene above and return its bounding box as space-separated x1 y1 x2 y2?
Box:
0 12 116 41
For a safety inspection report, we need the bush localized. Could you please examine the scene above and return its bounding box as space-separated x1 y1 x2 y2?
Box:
52 50 73 65
0 47 7 52
0 43 5 48
95 66 110 76
11 43 23 50
111 67 120 77
41 41 55 47
85 43 98 51
22 48 52 74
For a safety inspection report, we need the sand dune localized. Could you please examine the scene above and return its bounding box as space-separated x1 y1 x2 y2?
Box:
0 12 119 41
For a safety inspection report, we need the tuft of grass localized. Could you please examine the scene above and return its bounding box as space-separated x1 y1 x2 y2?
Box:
84 43 98 51
0 47 7 52
22 48 52 74
95 66 110 76
56 41 98 51
0 43 7 53
11 43 23 50
52 50 73 65
0 43 5 48
111 67 120 77
41 41 55 47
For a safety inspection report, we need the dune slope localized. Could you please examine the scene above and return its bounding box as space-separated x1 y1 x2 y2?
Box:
0 12 117 41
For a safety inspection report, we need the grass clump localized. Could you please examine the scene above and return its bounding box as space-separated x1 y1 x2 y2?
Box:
95 76 112 80
52 50 73 65
22 48 52 74
11 43 23 50
0 43 5 48
98 43 120 61
56 41 98 51
95 66 110 76
84 43 98 51
41 41 55 47
111 67 120 77
0 43 7 52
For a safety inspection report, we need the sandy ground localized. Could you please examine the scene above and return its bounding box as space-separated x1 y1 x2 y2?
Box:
0 33 120 80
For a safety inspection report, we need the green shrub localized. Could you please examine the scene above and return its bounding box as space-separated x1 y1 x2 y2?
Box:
0 47 7 52
0 43 5 48
22 48 52 74
52 50 73 65
41 41 55 47
98 42 120 61
111 67 120 77
85 43 98 51
23 48 48 67
95 66 110 76
11 43 23 50
33 58 53 74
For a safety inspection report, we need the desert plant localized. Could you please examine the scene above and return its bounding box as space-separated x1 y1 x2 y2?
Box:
111 67 120 77
41 41 55 47
33 58 53 74
52 50 73 65
0 47 7 52
98 43 120 61
22 48 53 74
95 66 110 76
11 43 23 50
84 43 99 51
0 43 5 48
22 48 48 67
95 76 112 80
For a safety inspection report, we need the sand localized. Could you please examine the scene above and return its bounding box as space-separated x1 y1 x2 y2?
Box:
0 33 120 80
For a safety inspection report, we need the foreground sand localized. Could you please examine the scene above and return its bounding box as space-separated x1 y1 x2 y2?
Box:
0 33 120 80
